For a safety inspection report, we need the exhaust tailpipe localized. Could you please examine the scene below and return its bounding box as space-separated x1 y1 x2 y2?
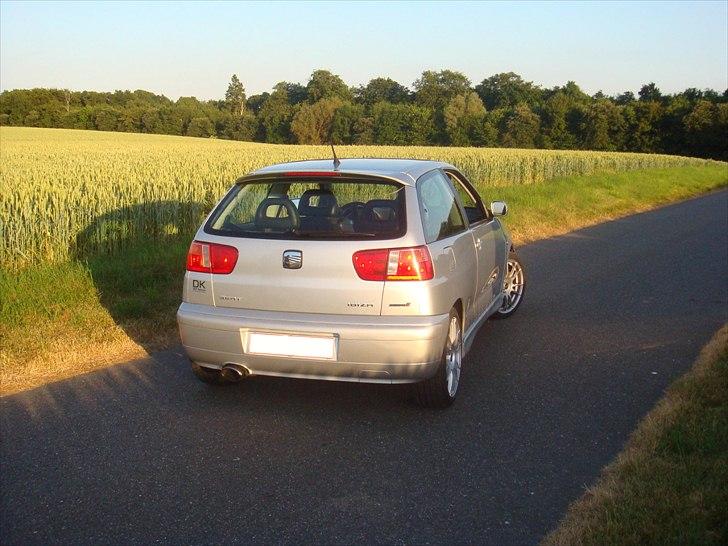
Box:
221 363 248 383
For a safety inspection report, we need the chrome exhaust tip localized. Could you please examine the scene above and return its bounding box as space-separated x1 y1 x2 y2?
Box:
220 363 248 383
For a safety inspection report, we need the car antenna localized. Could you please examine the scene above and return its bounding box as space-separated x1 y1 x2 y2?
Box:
331 142 341 170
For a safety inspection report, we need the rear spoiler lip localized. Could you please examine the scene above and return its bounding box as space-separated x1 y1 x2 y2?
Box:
234 171 413 186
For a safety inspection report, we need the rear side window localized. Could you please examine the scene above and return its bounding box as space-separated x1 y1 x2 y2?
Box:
417 170 465 243
205 177 406 240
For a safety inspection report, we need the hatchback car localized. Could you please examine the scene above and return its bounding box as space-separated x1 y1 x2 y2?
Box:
177 158 525 407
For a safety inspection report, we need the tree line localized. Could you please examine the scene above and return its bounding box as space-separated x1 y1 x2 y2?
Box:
1 70 726 159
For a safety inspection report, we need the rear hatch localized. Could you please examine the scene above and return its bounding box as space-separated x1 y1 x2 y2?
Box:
195 172 408 316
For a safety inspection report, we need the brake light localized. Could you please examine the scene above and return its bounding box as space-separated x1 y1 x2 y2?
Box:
353 246 433 281
186 241 238 274
284 171 341 177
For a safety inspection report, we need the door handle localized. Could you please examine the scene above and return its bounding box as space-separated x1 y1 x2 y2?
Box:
475 238 482 250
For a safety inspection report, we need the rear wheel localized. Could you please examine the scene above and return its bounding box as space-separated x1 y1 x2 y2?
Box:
191 362 232 385
414 308 463 408
493 251 525 319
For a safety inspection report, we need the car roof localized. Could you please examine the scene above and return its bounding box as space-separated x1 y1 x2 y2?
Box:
251 158 454 184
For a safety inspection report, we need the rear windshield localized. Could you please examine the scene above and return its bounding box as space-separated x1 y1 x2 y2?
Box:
204 177 406 240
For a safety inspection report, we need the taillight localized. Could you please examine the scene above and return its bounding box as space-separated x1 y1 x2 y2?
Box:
186 241 238 274
353 246 433 281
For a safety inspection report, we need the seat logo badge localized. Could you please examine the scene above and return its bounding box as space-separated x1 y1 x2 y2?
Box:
282 250 303 269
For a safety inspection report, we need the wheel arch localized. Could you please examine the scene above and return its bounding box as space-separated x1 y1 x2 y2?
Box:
452 298 464 330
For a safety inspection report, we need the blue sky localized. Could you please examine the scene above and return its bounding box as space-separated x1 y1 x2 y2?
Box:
1 1 726 99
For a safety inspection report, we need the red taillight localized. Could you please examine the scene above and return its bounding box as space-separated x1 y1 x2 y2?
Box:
352 249 389 281
352 246 433 281
186 241 238 274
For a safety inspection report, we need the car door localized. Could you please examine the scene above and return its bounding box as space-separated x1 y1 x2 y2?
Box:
445 169 507 317
416 170 478 328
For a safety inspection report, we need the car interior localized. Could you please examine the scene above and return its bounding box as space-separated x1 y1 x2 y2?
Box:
217 182 404 238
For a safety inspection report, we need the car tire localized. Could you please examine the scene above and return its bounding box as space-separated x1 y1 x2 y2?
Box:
191 362 232 385
492 251 526 319
413 308 463 409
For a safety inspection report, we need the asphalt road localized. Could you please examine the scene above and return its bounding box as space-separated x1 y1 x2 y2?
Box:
2 191 727 545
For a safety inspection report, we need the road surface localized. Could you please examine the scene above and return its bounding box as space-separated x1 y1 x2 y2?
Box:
2 190 727 545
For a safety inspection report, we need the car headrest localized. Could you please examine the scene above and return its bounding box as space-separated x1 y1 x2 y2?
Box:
365 200 398 221
298 189 338 217
254 197 300 231
354 199 399 233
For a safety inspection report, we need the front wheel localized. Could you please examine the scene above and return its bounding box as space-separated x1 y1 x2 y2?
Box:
492 251 526 319
413 308 463 408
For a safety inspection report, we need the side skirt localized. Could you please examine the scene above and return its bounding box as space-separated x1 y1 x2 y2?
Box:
463 293 505 356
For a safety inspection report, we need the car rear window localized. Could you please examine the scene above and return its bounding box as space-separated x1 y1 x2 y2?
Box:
204 177 406 240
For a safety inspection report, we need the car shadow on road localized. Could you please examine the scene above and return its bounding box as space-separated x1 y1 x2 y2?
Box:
72 200 208 353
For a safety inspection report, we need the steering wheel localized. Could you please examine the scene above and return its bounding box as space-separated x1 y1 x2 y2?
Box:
340 201 366 219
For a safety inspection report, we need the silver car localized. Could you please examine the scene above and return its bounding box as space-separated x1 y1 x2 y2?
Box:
177 158 525 407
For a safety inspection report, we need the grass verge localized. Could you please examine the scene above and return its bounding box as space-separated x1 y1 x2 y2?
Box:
1 163 726 395
493 163 728 244
542 324 728 546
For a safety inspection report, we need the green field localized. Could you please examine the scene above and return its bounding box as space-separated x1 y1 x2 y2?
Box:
0 127 726 394
0 126 713 266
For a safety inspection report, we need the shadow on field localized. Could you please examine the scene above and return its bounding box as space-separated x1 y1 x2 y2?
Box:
73 200 209 351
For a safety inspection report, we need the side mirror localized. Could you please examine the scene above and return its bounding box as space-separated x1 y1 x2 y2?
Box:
490 201 508 217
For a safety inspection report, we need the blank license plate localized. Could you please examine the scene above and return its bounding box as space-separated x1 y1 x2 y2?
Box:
247 332 336 360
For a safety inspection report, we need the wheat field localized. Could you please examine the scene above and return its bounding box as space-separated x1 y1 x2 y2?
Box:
0 126 711 265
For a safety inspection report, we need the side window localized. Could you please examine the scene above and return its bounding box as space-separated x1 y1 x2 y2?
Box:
446 171 487 224
417 170 466 243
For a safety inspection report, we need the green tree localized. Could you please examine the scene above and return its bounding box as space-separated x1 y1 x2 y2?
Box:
225 74 246 115
290 97 344 144
352 115 375 144
330 102 365 144
355 77 410 107
284 82 308 104
443 92 486 146
372 102 432 145
24 110 41 127
413 70 471 110
306 70 352 103
638 82 662 102
475 72 542 110
246 92 269 114
501 103 541 148
186 117 215 138
470 113 498 147
614 91 636 105
258 83 294 143
624 100 664 152
413 70 471 143
684 100 728 159
140 109 161 133
156 107 184 135
561 81 591 104
118 102 147 132
221 111 258 141
541 91 577 149
660 95 693 155
579 99 625 151
93 107 120 131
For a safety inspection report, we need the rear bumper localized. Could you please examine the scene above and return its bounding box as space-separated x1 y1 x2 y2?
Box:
176 302 449 384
